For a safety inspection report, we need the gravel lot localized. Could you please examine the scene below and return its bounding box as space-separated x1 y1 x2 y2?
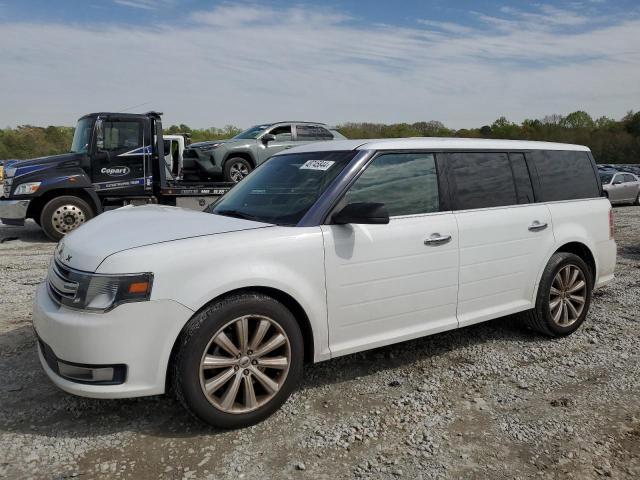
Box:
1 207 638 479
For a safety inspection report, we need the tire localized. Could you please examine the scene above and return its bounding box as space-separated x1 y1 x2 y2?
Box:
223 157 252 183
521 252 593 337
172 292 303 428
40 195 94 242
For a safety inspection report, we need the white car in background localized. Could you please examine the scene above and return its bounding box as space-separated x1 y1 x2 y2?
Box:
33 138 616 428
600 171 640 205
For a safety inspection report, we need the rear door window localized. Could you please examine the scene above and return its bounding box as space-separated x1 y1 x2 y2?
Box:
296 125 334 141
509 153 535 204
624 174 637 183
529 151 600 201
345 153 439 216
447 152 517 210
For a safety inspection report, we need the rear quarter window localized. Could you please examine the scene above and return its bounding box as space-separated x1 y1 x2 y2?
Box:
530 151 600 201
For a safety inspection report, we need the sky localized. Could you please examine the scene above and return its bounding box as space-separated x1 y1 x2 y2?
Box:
0 0 639 129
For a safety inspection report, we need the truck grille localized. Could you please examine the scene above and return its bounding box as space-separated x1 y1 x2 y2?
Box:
47 259 79 305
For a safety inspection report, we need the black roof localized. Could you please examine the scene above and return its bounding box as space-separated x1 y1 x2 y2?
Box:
80 111 162 119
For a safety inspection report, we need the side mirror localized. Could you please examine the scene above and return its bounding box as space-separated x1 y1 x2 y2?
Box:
262 133 276 144
94 118 105 151
332 202 389 225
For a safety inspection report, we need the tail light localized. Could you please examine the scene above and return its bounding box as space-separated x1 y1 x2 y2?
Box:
609 208 615 240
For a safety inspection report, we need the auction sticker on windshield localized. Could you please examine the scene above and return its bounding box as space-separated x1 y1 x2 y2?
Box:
300 160 335 171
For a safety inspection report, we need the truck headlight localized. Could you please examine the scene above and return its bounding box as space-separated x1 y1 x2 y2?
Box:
13 182 41 195
48 260 153 311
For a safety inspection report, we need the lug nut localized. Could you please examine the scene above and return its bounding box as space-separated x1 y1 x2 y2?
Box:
243 369 250 375
234 365 239 371
252 360 258 365
247 350 253 355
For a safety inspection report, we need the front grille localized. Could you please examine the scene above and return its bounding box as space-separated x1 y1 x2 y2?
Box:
47 259 79 305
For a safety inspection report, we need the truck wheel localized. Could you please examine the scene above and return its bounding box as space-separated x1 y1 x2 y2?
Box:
223 158 252 183
521 252 593 337
40 196 94 241
173 292 303 428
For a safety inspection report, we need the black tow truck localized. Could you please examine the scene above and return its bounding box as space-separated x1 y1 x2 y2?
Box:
0 112 233 240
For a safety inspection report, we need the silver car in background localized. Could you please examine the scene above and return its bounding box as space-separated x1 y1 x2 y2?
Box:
601 171 640 205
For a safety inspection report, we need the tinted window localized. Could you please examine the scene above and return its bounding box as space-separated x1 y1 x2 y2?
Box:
448 153 517 210
599 173 614 184
296 125 333 141
509 153 534 204
345 153 439 216
530 151 600 201
624 174 637 183
101 121 141 151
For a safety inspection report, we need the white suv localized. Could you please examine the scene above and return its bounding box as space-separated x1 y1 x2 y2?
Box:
33 138 616 428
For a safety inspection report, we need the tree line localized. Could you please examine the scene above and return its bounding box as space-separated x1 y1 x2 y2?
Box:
2 110 639 164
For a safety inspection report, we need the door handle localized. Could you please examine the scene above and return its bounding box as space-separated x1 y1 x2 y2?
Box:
528 221 548 232
424 233 452 246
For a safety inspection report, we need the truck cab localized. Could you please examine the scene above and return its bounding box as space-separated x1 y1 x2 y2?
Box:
0 112 233 240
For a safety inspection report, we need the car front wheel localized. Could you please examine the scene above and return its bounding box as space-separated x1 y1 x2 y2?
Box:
223 157 252 183
173 292 303 428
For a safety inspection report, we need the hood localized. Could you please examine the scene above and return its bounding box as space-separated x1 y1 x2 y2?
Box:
11 152 83 178
57 205 271 272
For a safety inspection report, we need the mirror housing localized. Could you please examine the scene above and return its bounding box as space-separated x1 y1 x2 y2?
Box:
94 118 105 151
262 133 276 144
332 202 389 225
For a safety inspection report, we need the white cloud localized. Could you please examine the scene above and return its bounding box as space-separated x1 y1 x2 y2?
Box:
113 0 172 10
0 3 639 129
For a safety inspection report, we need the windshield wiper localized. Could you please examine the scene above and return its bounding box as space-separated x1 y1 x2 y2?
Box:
215 209 264 222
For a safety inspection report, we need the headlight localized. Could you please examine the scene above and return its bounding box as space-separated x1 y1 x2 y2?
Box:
4 166 17 178
197 143 223 152
13 182 41 195
48 260 153 311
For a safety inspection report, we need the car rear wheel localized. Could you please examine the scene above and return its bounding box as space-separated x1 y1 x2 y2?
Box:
173 292 303 428
223 158 252 183
40 195 94 241
521 252 593 337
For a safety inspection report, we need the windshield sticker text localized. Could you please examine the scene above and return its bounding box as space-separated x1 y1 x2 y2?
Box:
300 160 335 171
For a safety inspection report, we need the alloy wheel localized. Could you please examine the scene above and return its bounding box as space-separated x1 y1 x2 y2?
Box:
229 162 249 182
199 315 291 414
549 264 587 327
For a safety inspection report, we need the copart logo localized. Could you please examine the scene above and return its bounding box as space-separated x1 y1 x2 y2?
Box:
101 166 130 177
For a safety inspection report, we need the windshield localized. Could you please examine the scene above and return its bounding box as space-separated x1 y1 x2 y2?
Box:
233 124 271 140
599 173 614 184
210 150 358 225
70 117 94 153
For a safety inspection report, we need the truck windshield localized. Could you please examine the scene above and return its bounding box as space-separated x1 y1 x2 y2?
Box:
210 150 358 225
233 124 271 140
70 118 94 153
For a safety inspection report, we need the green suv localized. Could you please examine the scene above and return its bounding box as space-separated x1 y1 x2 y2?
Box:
183 122 346 182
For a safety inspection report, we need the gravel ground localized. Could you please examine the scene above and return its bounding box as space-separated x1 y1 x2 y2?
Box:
0 207 638 480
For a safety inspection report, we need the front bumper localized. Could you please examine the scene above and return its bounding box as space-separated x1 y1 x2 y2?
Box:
0 198 30 225
33 282 194 398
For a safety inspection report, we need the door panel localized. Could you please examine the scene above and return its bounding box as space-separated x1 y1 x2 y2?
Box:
257 125 295 164
322 214 459 357
608 174 625 203
92 119 150 195
455 204 555 327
